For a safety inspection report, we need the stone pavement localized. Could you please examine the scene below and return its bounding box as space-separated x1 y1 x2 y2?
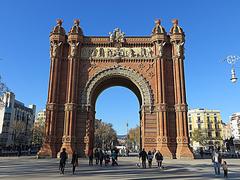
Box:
0 156 239 180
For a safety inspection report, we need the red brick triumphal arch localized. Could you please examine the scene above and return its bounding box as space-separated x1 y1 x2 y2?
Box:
38 19 194 159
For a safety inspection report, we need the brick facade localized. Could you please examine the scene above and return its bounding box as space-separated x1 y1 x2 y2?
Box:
38 19 193 159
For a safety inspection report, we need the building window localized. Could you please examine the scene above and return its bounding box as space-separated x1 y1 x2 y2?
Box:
214 116 217 123
216 132 219 138
190 132 192 138
207 116 210 124
208 132 212 138
198 124 201 129
189 125 192 130
188 117 192 123
197 117 201 123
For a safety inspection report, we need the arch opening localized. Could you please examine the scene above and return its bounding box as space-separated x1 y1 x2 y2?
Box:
92 76 142 108
94 86 141 151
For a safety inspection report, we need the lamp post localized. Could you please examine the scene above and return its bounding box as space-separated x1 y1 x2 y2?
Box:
225 55 240 83
126 122 128 149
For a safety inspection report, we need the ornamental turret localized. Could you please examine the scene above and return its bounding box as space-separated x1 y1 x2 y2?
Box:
50 19 66 58
170 19 185 58
68 19 83 58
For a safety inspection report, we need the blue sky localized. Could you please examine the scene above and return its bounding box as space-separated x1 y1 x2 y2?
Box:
0 0 240 134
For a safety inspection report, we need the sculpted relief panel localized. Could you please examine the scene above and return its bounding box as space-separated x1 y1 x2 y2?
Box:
81 47 154 59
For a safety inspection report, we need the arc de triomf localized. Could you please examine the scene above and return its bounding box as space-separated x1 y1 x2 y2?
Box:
38 19 193 159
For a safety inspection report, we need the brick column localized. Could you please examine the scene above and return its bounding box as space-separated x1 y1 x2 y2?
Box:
83 106 95 156
60 20 83 155
151 19 172 158
170 19 193 159
38 20 66 157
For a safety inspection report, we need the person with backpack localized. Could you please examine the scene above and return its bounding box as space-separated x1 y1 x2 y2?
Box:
155 150 163 168
147 151 153 168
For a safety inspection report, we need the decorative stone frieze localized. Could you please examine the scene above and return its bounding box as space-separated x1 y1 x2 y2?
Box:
39 19 193 159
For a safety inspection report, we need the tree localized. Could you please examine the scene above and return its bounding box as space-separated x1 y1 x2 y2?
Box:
191 129 209 147
94 119 118 149
11 120 26 145
127 125 140 150
0 75 8 108
32 117 45 145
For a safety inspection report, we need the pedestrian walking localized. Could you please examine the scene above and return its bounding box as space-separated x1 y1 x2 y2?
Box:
111 150 118 166
155 150 163 168
17 146 21 157
94 148 100 165
147 151 153 168
200 147 204 159
71 151 78 174
139 149 148 168
99 149 104 167
104 151 110 166
88 149 93 166
222 161 228 178
59 148 68 174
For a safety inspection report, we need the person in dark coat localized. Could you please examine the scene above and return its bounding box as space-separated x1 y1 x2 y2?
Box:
99 149 104 166
94 149 100 165
88 149 93 166
147 151 153 168
139 149 148 168
71 151 78 174
59 148 68 174
155 150 163 168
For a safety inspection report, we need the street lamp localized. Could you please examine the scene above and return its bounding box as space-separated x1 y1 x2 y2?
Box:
225 55 240 83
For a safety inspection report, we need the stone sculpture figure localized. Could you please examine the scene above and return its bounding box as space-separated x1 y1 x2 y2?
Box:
174 42 184 57
141 48 147 57
69 42 79 57
91 49 98 57
146 47 153 57
99 48 105 57
109 28 125 43
158 42 166 57
51 42 62 57
129 49 135 58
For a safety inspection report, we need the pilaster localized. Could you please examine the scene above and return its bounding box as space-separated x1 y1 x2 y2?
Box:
170 19 193 159
38 20 66 158
60 19 83 155
151 19 172 158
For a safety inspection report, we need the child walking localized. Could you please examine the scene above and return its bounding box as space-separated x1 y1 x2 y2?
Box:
222 161 228 178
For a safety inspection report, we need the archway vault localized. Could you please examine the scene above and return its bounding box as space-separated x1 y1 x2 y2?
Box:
81 65 154 109
38 19 194 159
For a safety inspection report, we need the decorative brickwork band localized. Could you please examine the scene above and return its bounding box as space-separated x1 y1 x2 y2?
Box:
39 19 194 159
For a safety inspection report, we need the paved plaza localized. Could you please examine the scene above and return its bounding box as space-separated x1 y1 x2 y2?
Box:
0 156 239 180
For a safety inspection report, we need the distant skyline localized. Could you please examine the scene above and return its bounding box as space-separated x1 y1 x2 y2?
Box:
0 0 240 134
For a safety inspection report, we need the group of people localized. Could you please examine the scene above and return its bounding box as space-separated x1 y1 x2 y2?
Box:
212 150 228 178
59 147 229 178
59 148 78 175
139 149 163 169
88 148 119 167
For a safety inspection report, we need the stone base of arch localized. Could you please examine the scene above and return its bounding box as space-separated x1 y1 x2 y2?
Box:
37 143 59 158
157 136 174 159
176 145 194 159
